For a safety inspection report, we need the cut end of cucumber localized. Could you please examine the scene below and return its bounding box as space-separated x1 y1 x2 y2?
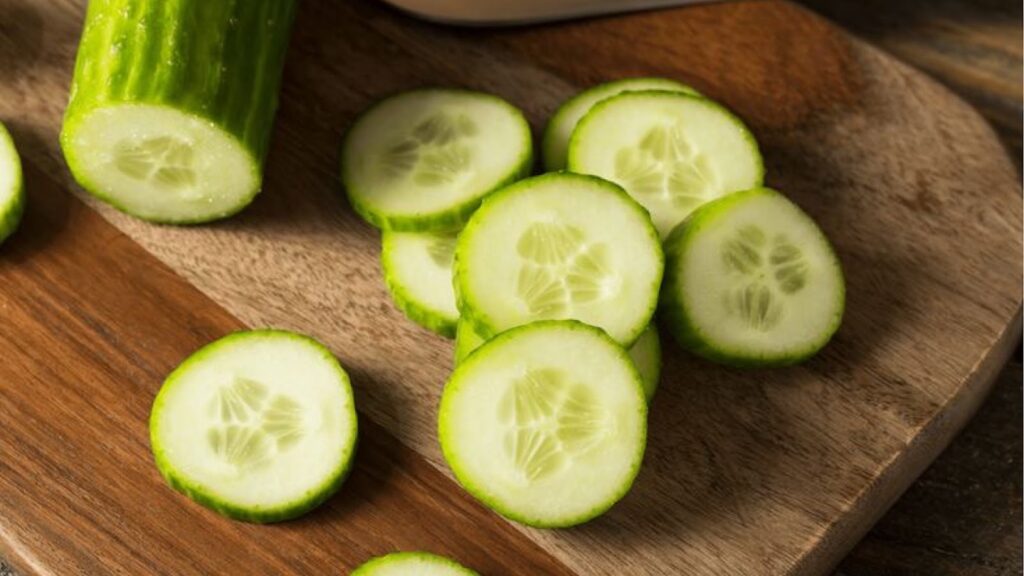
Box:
150 330 357 522
0 122 25 244
62 104 259 224
381 230 460 337
568 91 763 238
440 321 647 528
661 188 845 366
352 552 479 576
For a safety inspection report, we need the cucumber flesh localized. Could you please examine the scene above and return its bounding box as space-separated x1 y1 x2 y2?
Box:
0 122 25 244
454 173 663 347
381 230 459 337
568 91 763 238
342 89 532 232
660 188 845 366
352 552 478 576
439 320 647 528
61 0 297 223
543 78 699 171
149 330 358 522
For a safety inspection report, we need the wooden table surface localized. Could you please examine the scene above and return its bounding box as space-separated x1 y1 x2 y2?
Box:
1 1 1020 575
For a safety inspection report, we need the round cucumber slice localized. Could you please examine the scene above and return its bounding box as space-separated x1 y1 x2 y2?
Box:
382 230 459 337
454 172 663 347
149 330 358 522
352 552 478 576
62 105 260 223
660 188 845 366
0 122 25 244
542 77 699 171
455 320 662 402
342 89 532 232
439 320 647 528
568 91 764 238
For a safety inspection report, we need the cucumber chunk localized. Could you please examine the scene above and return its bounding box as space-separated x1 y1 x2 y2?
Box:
382 230 459 337
455 320 662 403
542 78 699 171
568 91 764 238
0 122 25 244
454 173 663 347
440 321 647 528
61 0 298 224
342 89 532 232
352 552 478 576
660 188 845 366
149 330 358 522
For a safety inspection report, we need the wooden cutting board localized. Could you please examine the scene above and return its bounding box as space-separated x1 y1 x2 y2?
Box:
0 0 1020 574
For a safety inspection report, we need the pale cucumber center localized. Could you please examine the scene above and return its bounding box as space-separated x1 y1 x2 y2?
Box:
497 368 608 482
614 122 720 211
113 136 200 197
720 225 809 331
378 112 478 187
515 222 615 317
205 377 306 470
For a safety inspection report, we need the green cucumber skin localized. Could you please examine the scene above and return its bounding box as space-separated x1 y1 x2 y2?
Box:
149 329 358 523
60 0 297 224
659 188 846 367
0 124 25 245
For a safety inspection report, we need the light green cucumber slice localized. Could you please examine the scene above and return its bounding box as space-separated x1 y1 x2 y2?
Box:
381 230 459 337
454 172 662 347
455 320 662 402
542 78 699 171
568 91 764 238
440 320 647 528
342 89 532 232
149 330 358 523
352 552 478 576
660 188 845 366
60 0 297 224
0 122 25 244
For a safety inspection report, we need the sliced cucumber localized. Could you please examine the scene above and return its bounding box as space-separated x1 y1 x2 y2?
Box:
382 230 459 337
454 173 662 347
542 78 699 171
0 122 25 244
568 91 763 238
61 0 298 223
352 552 478 576
660 188 845 366
342 89 532 232
439 320 647 528
149 330 358 522
455 320 662 402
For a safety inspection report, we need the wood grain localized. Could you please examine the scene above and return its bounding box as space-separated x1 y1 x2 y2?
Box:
0 0 1021 574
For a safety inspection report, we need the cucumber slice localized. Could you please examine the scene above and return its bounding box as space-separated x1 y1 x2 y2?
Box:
568 91 764 238
455 320 662 402
149 330 358 522
440 321 647 528
352 552 478 576
454 173 663 347
0 122 25 244
342 89 532 232
381 230 459 337
60 0 297 224
542 78 699 171
660 188 845 366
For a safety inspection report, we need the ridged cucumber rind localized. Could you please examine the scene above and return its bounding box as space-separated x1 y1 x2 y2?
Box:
660 188 846 367
542 77 699 171
351 551 479 576
149 329 358 523
381 231 459 338
439 320 648 528
341 88 534 233
453 172 663 348
0 122 25 244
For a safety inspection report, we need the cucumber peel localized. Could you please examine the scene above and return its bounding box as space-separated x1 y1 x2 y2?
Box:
0 122 25 244
351 552 478 576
